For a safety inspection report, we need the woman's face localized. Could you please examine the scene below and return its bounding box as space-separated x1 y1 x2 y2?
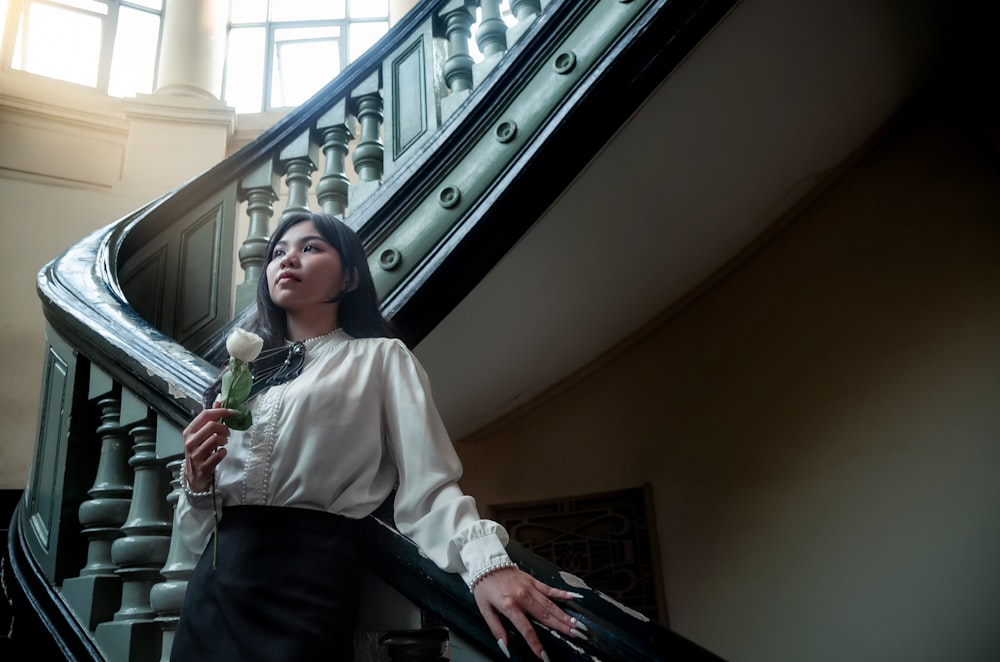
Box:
266 221 347 313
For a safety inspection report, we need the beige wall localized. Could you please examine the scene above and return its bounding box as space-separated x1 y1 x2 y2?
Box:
454 107 1000 661
0 74 235 488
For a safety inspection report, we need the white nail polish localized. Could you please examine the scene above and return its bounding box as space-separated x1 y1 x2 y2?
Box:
497 639 510 659
540 652 551 662
566 591 585 599
571 628 589 641
570 617 589 632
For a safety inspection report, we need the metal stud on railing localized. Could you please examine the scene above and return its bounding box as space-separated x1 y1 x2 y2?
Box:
553 51 577 74
438 185 462 209
495 120 518 143
379 248 402 271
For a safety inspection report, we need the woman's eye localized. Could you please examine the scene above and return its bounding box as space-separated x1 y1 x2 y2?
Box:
303 244 319 252
271 250 285 259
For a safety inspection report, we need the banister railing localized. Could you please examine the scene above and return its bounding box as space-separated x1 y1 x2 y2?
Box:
114 0 561 353
11 0 739 659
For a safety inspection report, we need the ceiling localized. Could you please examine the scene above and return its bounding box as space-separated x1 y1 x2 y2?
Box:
414 0 957 439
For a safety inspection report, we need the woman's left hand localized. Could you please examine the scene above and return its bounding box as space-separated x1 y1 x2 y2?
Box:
472 567 587 660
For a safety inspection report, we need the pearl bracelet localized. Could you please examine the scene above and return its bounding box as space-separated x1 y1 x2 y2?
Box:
470 560 519 591
181 461 214 498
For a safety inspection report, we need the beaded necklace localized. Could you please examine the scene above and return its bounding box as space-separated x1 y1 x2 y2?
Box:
243 328 345 402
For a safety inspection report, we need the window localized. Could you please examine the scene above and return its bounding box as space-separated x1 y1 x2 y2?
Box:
2 0 163 97
224 0 389 114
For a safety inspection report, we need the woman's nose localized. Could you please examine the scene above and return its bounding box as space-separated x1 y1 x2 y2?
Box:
280 251 299 268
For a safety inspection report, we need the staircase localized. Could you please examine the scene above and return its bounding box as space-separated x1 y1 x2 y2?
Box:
4 0 736 659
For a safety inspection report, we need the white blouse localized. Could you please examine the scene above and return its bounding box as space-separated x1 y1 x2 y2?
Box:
174 330 512 586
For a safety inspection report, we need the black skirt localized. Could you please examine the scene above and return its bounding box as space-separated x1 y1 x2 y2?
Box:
171 505 361 662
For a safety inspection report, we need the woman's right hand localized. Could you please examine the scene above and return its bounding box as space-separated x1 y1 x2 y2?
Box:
182 402 235 492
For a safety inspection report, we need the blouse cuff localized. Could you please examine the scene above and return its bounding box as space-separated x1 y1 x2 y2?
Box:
180 462 215 507
457 527 513 588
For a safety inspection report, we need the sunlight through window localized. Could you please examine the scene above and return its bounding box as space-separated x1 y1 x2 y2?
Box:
7 0 162 97
225 0 389 113
14 3 103 87
108 6 160 97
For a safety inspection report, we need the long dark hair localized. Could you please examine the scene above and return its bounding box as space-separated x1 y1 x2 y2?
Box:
205 212 395 405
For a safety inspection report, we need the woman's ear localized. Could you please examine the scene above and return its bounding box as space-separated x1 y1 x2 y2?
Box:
345 267 361 293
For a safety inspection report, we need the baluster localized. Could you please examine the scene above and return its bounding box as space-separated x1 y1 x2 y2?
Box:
508 0 542 45
236 162 280 311
149 447 197 662
439 1 476 120
474 0 508 85
62 386 132 632
348 71 385 211
278 129 319 221
316 99 356 217
95 407 172 661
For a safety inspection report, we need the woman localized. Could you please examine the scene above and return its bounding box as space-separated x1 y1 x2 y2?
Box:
173 212 585 661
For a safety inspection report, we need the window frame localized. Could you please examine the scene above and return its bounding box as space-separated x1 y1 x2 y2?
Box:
224 0 389 113
1 0 163 96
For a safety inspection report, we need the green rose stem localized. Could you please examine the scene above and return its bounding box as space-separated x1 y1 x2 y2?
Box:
211 356 255 568
211 475 219 569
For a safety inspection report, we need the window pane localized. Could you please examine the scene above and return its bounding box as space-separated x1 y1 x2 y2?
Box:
274 25 339 42
225 26 267 113
271 39 339 108
108 7 160 97
50 0 108 15
348 21 386 62
16 3 102 87
270 0 344 22
230 0 267 24
349 0 387 20
126 0 162 10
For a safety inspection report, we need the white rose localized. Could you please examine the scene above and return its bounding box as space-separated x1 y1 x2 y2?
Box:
226 328 264 362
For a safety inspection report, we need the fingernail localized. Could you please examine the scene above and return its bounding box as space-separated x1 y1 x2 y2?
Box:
497 639 510 659
571 617 589 632
571 628 589 641
541 653 551 662
566 591 585 599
